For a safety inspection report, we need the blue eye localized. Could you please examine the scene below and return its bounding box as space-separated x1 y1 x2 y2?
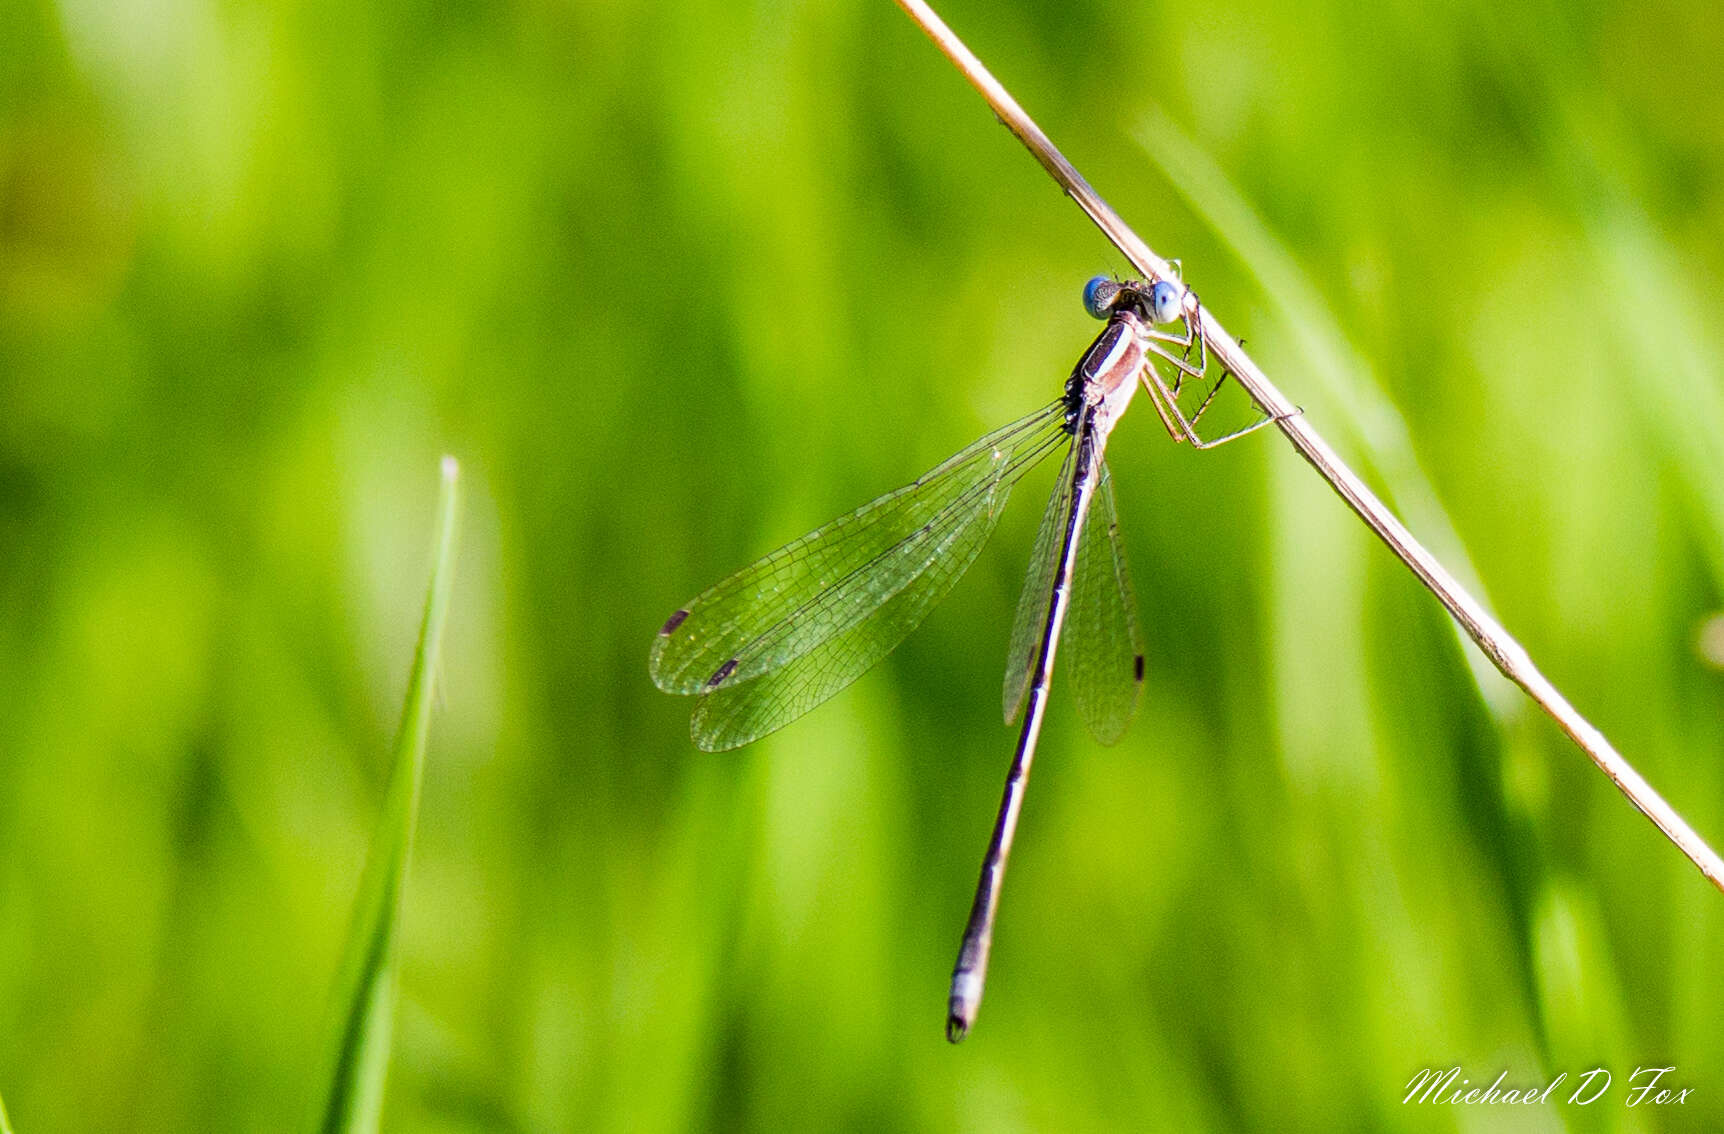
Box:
1082 276 1119 320
1150 280 1182 324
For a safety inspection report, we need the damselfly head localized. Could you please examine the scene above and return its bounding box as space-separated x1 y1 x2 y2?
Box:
1148 279 1183 324
1082 276 1122 320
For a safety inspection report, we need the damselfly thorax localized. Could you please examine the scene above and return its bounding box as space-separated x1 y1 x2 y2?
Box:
1064 300 1145 441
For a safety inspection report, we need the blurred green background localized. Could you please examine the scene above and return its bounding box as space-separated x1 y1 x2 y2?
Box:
3 0 1723 1129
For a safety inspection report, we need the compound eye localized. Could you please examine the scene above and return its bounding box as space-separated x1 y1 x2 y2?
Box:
1083 276 1120 320
1150 280 1182 324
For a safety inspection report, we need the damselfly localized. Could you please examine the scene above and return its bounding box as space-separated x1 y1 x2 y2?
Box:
651 275 1274 1041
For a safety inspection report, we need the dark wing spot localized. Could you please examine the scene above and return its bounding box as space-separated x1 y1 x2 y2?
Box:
706 658 740 688
659 609 690 636
1133 655 1145 683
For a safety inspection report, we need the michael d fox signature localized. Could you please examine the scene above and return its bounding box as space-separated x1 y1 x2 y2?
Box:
1405 1066 1693 1108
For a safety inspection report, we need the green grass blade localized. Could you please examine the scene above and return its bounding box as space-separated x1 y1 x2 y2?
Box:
311 455 462 1134
1 1086 14 1134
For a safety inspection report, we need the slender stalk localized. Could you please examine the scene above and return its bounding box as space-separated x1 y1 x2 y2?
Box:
892 0 1724 893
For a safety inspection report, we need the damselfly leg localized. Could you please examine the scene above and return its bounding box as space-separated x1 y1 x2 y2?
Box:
1121 283 1284 450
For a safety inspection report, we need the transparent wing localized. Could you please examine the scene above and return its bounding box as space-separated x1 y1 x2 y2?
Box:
691 483 1002 751
1002 439 1077 724
650 401 1069 749
1062 459 1144 745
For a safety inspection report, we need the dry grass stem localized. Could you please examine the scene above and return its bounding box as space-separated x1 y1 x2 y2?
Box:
893 0 1724 893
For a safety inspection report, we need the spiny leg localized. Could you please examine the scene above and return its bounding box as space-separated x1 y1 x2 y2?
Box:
1136 359 1190 445
1185 362 1232 430
1184 335 1255 431
1186 404 1289 449
1136 295 1296 449
1141 351 1292 450
1145 321 1205 399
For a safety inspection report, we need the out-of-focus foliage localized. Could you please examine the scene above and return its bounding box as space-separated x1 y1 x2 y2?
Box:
1 0 1721 1129
313 458 458 1134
